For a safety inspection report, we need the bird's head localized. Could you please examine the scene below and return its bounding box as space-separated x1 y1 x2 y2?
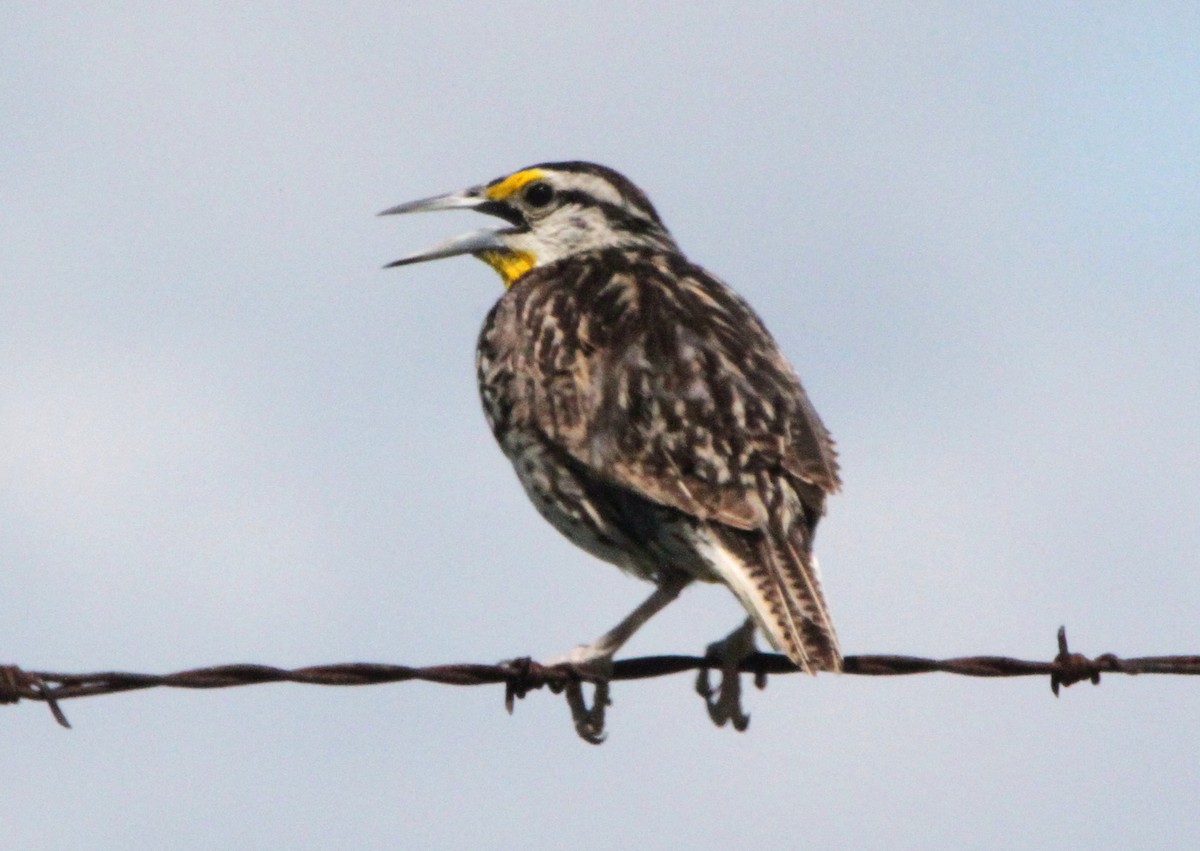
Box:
380 161 677 287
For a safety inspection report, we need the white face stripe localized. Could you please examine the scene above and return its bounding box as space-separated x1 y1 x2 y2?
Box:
548 172 626 207
506 206 621 266
540 170 661 225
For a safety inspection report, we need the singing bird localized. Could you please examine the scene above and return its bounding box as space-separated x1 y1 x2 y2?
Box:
380 162 841 702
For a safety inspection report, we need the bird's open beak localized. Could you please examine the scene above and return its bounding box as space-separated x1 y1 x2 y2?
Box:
378 187 508 269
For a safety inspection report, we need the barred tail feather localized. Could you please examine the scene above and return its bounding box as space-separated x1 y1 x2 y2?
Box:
700 523 841 674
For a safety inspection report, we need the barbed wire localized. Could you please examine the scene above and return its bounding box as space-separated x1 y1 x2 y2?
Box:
4 628 1198 743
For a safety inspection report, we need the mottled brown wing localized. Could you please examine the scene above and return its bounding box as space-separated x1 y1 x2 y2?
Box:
528 250 839 534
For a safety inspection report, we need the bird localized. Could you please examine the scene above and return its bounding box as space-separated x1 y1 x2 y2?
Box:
380 161 842 723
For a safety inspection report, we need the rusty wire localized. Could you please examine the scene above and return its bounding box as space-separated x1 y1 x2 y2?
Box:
4 628 1198 741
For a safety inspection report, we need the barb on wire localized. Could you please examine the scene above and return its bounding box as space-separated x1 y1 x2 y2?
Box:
4 627 1198 743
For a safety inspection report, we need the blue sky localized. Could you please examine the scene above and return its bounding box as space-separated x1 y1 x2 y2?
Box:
4 4 1199 849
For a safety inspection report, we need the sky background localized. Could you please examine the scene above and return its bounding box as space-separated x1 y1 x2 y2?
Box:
4 3 1199 849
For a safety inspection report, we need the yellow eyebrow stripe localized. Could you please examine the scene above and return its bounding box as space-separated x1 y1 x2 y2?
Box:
484 168 545 201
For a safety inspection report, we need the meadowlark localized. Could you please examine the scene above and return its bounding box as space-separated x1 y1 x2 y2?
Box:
381 161 841 706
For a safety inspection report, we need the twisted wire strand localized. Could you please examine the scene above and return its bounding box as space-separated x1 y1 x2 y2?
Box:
4 628 1198 732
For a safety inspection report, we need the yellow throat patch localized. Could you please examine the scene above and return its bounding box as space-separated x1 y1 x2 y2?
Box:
478 249 536 287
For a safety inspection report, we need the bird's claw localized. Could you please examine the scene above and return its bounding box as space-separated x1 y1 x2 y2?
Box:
562 677 611 744
542 645 615 744
695 617 760 731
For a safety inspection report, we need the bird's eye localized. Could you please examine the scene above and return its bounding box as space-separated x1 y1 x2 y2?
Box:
524 182 554 208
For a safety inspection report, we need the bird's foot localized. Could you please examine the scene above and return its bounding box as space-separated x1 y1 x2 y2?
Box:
541 642 616 680
541 644 615 745
695 617 761 731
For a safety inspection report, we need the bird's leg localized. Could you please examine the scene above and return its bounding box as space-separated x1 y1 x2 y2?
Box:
695 616 760 731
545 573 690 674
544 573 691 743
